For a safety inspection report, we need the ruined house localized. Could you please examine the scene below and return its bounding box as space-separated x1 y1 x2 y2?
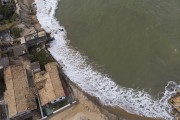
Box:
34 62 65 106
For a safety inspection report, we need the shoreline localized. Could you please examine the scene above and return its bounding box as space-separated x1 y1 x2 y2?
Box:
18 0 176 119
16 0 116 119
46 46 157 120
68 78 157 120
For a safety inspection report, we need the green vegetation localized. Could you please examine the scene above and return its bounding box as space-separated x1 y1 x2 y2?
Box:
29 46 54 70
0 0 18 23
0 0 20 32
10 27 22 38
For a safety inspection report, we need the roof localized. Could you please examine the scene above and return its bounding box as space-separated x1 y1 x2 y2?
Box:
31 62 41 73
4 65 37 118
34 71 47 90
24 30 46 42
34 62 65 106
24 32 38 41
13 45 26 57
0 57 9 69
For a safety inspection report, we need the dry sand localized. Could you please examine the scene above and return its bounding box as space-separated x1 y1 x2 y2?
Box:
48 84 108 120
47 83 157 120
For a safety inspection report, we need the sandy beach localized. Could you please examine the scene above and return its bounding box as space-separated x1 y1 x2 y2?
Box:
48 84 108 120
47 82 158 120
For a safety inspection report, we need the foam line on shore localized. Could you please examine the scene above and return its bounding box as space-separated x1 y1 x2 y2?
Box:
34 0 180 119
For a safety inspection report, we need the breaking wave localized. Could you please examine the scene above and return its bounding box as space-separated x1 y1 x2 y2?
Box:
34 0 180 119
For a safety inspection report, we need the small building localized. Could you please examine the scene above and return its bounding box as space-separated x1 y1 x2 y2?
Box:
24 31 46 42
24 30 46 42
34 62 65 106
31 62 41 73
13 44 27 58
4 65 37 119
0 57 9 69
23 30 47 47
24 32 38 42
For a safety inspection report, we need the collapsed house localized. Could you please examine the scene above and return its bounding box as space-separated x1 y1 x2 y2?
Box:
34 62 65 106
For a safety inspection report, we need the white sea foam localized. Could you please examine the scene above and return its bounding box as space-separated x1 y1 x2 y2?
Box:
34 0 180 119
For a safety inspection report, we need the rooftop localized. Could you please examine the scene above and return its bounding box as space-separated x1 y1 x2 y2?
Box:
24 30 46 42
4 65 37 118
34 62 65 106
13 44 27 57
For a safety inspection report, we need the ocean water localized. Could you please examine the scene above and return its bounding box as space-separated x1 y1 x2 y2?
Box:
34 0 180 119
56 0 180 95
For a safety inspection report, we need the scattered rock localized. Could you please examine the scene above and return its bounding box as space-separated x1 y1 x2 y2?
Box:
171 96 180 110
59 28 64 31
170 93 180 119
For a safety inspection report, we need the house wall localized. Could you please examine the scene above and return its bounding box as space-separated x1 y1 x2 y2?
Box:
11 109 35 120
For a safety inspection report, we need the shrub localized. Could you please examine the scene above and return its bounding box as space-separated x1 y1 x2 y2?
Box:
0 0 16 21
10 27 22 38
